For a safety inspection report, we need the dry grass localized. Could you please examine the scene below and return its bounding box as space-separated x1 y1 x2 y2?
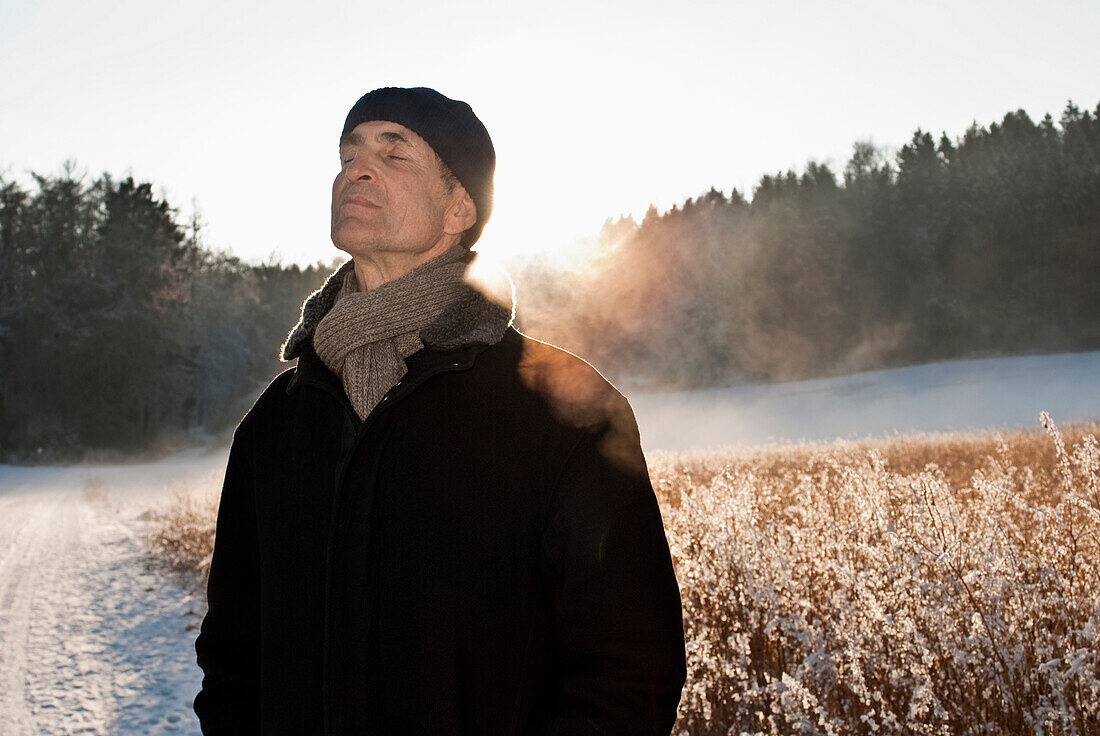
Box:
651 420 1100 507
662 414 1100 735
145 416 1100 734
144 481 220 596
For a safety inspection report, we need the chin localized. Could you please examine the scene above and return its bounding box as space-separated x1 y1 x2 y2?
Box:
331 223 383 256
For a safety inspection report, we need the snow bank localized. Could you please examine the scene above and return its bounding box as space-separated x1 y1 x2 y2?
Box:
627 349 1100 452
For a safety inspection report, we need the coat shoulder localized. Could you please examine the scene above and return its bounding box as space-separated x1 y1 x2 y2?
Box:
235 366 298 436
506 330 645 468
508 331 622 417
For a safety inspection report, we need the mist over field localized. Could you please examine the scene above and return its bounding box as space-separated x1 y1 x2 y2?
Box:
511 104 1100 392
629 349 1100 452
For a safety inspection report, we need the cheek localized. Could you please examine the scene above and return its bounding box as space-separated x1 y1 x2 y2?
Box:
415 188 444 224
331 175 343 206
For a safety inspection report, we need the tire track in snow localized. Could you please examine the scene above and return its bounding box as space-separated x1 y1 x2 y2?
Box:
0 458 219 735
0 489 61 735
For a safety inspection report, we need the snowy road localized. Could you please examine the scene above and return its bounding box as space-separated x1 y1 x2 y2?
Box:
0 451 224 736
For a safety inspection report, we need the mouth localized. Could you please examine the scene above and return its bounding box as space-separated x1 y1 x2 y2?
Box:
342 196 381 210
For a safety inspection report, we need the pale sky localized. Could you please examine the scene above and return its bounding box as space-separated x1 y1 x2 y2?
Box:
1 0 1097 266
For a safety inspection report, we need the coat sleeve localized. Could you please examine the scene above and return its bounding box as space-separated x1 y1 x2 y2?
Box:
539 408 687 736
193 423 262 735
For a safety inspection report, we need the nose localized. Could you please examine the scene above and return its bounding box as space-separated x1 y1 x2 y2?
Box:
343 149 378 182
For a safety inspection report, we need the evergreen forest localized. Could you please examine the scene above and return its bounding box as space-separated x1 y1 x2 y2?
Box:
0 170 332 458
2 101 1098 459
514 101 1100 388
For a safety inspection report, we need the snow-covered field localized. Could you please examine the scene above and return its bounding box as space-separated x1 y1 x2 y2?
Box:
0 349 1097 734
628 349 1100 452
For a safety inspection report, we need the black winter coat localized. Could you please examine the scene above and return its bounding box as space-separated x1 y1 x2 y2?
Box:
193 328 687 735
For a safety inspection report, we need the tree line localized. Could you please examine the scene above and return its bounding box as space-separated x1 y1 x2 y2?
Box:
0 166 331 459
513 100 1100 389
2 100 1098 458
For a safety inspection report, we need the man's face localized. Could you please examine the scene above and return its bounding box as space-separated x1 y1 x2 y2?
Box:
331 120 459 260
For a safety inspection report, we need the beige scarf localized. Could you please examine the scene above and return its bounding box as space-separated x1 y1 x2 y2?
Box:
310 246 502 420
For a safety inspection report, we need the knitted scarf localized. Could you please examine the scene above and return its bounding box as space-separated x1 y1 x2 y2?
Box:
281 246 513 420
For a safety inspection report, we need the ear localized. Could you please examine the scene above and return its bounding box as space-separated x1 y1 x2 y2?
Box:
444 188 477 237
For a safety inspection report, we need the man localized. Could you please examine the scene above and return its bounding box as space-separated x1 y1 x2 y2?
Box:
193 86 686 735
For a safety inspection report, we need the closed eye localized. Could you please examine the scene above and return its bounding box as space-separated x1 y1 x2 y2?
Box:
388 155 407 161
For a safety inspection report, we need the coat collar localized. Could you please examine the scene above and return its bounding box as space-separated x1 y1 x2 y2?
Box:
281 252 514 403
286 325 496 399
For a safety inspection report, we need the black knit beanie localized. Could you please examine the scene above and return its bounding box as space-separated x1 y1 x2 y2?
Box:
341 87 495 247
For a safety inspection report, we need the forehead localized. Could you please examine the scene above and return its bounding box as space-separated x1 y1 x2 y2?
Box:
340 120 428 150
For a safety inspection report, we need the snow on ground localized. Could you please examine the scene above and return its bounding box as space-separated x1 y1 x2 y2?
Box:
0 350 1097 733
0 448 227 736
627 349 1100 452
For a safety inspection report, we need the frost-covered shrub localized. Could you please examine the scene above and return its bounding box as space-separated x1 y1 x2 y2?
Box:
144 479 220 596
660 415 1100 735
